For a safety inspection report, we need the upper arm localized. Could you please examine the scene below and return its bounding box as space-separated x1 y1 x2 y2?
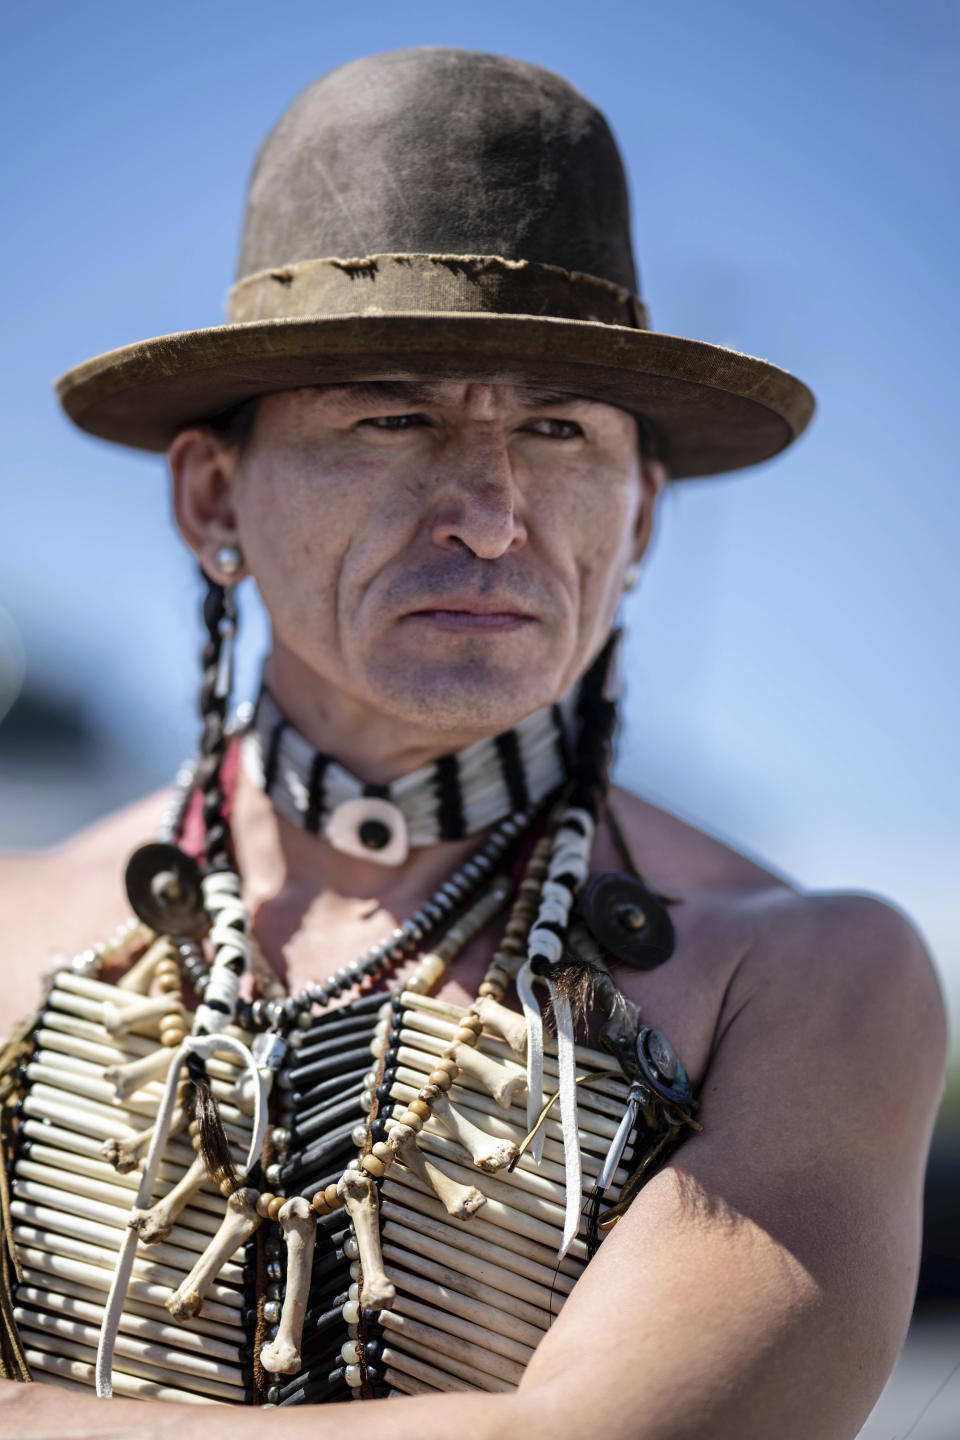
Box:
520 894 948 1440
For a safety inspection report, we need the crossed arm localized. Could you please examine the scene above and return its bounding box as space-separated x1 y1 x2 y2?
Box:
0 893 946 1440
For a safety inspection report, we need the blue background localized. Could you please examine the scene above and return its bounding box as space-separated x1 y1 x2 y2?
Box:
1 0 957 1032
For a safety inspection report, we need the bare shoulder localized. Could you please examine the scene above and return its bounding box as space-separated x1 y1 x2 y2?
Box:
608 785 947 1089
731 883 948 1071
0 790 171 1029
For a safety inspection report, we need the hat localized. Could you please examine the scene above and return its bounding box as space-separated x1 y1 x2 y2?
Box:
56 48 814 478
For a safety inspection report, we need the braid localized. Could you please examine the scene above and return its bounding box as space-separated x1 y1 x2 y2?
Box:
196 570 236 872
569 631 620 819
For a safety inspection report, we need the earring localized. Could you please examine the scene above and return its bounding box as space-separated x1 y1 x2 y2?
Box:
215 544 244 579
622 561 641 592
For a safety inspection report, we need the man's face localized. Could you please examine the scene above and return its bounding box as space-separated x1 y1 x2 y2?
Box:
185 380 657 744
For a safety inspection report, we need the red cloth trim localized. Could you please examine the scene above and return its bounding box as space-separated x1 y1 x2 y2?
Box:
179 738 242 860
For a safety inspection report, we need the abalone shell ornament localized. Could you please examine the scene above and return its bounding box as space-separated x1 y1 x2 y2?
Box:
578 871 676 969
124 842 207 937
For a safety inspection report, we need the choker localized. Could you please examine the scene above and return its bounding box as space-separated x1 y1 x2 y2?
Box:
242 688 577 865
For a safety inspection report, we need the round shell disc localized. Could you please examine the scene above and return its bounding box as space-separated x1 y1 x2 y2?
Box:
578 870 676 970
124 842 206 937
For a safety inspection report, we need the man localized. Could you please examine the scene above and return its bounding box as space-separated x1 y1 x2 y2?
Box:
0 47 946 1438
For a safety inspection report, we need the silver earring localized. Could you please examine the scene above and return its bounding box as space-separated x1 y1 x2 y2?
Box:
622 561 641 592
215 545 244 578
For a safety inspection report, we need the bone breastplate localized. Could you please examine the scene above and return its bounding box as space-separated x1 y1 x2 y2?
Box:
7 967 656 1406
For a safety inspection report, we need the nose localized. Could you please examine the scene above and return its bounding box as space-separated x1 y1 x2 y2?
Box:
429 427 527 560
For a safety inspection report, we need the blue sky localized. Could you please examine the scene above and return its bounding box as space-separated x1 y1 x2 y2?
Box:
1 2 957 1025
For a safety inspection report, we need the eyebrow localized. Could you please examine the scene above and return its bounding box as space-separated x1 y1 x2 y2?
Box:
318 381 593 409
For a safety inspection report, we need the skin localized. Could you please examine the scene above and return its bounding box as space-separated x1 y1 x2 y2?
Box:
0 381 947 1439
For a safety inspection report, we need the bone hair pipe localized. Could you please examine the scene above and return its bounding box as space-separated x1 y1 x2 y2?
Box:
390 1083 624 1173
402 1088 622 1178
17 1249 243 1324
41 1007 156 1057
17 1324 242 1402
383 1242 551 1339
22 1087 140 1143
381 1215 568 1309
387 1073 597 1162
397 1022 630 1120
21 1117 136 1165
382 1365 441 1395
391 1292 535 1365
377 1185 578 1291
38 1015 246 1088
13 1158 225 1237
382 1221 558 1319
29 1050 252 1130
383 1165 586 1262
14 1307 245 1388
395 1045 622 1140
55 971 165 1006
15 1285 243 1362
47 990 121 1026
429 1091 519 1172
411 1129 572 1222
12 1205 244 1279
167 1187 261 1323
13 1222 243 1296
20 1133 237 1220
400 989 624 1074
417 1109 628 1196
24 1348 227 1405
405 1045 526 1110
18 1264 242 1342
36 1027 137 1069
378 1306 527 1386
380 1345 483 1393
336 1169 395 1311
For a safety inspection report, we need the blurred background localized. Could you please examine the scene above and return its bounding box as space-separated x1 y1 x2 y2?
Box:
1 2 957 1432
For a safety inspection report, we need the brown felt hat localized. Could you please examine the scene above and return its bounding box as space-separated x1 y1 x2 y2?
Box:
56 48 814 478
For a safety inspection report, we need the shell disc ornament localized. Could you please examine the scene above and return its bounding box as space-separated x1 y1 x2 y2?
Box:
578 871 676 970
124 842 207 938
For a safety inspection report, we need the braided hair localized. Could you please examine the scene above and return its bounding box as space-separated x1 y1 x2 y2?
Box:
196 571 237 873
190 568 242 1191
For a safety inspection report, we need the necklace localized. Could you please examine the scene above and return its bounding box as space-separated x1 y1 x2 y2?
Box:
243 685 576 865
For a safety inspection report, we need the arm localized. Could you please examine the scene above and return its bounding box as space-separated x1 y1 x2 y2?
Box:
0 894 946 1439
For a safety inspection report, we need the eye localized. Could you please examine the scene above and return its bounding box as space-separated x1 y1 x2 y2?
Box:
360 413 430 431
526 418 585 440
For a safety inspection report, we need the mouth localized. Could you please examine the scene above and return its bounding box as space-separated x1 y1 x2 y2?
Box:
403 600 536 632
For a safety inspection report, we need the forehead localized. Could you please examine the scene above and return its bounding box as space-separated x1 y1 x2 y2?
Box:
261 379 623 419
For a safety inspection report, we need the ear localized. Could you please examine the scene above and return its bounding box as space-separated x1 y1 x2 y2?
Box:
169 428 246 584
631 456 667 564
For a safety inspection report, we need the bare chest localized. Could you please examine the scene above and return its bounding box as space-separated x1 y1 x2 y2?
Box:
252 866 744 1095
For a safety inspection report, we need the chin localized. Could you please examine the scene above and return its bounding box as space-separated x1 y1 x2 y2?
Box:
371 652 566 736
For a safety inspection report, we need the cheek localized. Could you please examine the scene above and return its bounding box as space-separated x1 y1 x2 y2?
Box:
550 474 639 585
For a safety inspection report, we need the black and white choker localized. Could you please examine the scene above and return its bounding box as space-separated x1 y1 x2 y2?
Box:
242 688 577 866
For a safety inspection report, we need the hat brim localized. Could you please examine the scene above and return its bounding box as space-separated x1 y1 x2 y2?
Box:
56 313 814 479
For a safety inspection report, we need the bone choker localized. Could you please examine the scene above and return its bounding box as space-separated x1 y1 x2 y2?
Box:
242 687 577 866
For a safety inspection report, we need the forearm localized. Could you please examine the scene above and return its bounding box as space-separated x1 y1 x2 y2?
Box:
0 1378 524 1440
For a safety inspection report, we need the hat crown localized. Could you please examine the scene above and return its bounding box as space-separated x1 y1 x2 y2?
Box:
237 47 639 294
